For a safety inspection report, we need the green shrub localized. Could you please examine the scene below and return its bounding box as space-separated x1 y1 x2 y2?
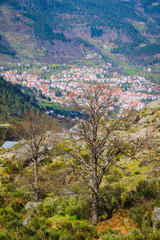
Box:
29 216 52 231
56 222 72 231
10 201 23 212
28 237 42 240
73 222 98 239
75 232 86 240
6 220 23 231
154 230 160 240
123 191 137 209
127 229 143 240
102 234 123 240
0 194 5 207
136 180 158 199
35 202 56 218
0 230 14 240
56 197 90 220
129 207 144 228
0 208 20 224
156 220 160 230
59 233 74 240
48 231 60 240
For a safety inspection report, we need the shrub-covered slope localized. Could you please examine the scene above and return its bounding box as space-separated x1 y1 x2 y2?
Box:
0 100 159 239
0 77 39 121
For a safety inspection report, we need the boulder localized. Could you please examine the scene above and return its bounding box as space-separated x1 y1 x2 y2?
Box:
15 144 45 167
22 201 42 226
139 116 151 124
24 201 42 212
148 165 160 177
154 119 160 129
148 100 160 110
153 207 160 232
15 144 32 164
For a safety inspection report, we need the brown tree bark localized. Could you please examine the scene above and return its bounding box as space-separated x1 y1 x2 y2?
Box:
34 157 39 202
11 110 60 202
69 83 148 224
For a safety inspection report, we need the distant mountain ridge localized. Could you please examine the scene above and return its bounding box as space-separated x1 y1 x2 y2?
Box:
0 0 160 65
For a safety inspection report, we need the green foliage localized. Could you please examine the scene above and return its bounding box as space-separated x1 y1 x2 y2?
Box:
59 233 74 240
0 207 21 225
35 202 56 218
129 206 152 229
134 171 140 175
102 234 123 240
55 89 62 97
111 43 160 60
136 180 158 200
156 220 160 230
0 230 14 240
56 197 90 220
90 27 103 38
0 77 39 120
33 20 66 42
127 228 143 240
74 37 94 49
29 216 52 232
0 42 15 56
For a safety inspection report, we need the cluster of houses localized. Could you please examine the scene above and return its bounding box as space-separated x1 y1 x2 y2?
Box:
1 65 160 118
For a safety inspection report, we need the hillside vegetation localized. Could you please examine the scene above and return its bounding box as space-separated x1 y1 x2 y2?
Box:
0 77 39 121
0 0 160 66
0 94 160 239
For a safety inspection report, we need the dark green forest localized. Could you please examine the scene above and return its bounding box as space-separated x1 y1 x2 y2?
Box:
0 77 39 121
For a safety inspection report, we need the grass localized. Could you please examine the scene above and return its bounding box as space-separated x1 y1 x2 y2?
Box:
50 214 80 221
122 66 143 75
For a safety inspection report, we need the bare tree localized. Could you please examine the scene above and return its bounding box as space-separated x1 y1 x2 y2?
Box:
69 84 148 224
12 110 60 202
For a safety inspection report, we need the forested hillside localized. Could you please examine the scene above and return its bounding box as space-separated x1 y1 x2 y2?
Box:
0 0 159 66
0 77 39 121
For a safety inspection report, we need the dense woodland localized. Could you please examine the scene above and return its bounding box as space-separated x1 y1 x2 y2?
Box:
0 77 39 121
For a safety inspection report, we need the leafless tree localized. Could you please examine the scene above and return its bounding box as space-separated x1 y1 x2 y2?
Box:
12 110 60 202
69 83 148 224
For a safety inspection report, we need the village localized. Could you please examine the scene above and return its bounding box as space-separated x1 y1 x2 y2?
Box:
1 64 160 119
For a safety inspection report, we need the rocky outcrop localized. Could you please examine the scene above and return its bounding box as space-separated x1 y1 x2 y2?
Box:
153 207 160 232
22 201 42 226
148 99 160 110
154 119 160 129
15 144 45 168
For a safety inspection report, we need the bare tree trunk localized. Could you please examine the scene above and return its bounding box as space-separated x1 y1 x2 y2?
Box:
90 166 99 225
91 191 99 225
34 157 39 202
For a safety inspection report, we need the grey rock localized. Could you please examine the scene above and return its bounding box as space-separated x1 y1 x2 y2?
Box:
146 109 154 115
22 215 31 226
148 100 160 110
22 201 42 226
154 119 160 129
153 207 160 232
139 116 151 124
60 188 76 197
25 201 42 212
15 144 32 164
148 165 160 177
15 144 45 167
123 219 128 224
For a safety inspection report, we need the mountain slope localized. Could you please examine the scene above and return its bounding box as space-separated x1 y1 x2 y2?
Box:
0 0 160 66
0 77 39 121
